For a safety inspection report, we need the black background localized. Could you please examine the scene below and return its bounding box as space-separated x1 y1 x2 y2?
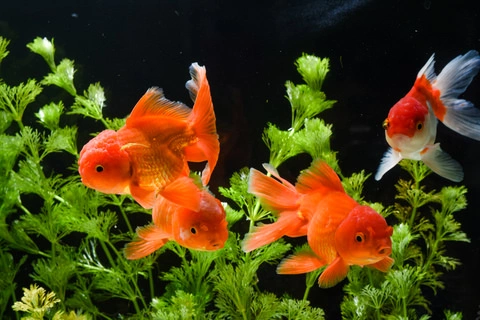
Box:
1 0 479 318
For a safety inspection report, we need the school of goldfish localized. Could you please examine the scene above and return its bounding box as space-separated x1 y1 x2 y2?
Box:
78 50 479 288
79 63 228 256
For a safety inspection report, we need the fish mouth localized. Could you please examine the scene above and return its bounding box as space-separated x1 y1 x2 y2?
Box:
377 246 392 256
200 239 226 251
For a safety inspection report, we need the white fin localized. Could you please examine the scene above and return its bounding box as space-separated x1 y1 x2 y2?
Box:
417 53 437 82
185 62 206 103
421 143 464 182
375 148 402 181
435 50 480 140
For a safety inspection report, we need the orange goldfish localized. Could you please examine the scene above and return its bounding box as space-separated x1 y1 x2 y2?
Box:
376 51 480 182
125 177 228 259
245 160 394 288
242 161 340 252
78 63 219 209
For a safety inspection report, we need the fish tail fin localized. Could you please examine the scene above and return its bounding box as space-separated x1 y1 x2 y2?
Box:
433 50 480 140
421 143 464 182
248 167 300 212
124 224 169 260
276 249 326 274
184 63 220 185
295 159 344 195
242 212 306 252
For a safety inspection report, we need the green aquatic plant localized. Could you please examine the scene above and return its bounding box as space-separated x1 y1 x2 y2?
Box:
0 36 470 319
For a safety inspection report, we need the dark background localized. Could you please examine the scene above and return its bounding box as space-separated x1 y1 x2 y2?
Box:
1 0 479 318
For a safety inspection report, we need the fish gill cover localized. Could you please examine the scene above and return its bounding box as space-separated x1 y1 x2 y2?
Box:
0 36 469 319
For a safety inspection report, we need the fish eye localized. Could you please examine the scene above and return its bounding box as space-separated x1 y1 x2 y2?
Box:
95 165 104 173
190 227 197 235
416 122 423 130
382 119 390 130
355 232 365 243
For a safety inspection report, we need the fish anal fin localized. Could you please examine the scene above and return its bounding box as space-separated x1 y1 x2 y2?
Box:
277 250 325 274
421 143 463 182
318 256 349 288
242 211 306 252
159 176 202 212
367 256 394 273
296 160 344 194
124 224 169 260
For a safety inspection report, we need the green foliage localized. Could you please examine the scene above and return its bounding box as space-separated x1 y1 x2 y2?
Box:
0 37 10 65
1 37 469 320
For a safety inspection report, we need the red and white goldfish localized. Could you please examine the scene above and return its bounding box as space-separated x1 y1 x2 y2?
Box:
376 51 480 182
244 160 394 288
124 177 228 259
78 63 219 209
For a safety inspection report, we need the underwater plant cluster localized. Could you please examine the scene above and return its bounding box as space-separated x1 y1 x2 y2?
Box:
0 36 471 319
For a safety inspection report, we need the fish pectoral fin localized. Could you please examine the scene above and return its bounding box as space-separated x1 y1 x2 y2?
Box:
421 143 464 182
318 256 349 288
130 184 155 209
375 148 402 181
124 224 169 260
159 176 202 212
276 250 325 275
367 256 395 273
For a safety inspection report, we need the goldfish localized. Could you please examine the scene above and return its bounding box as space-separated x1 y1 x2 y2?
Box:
376 50 480 182
124 177 228 259
244 160 394 288
78 63 219 209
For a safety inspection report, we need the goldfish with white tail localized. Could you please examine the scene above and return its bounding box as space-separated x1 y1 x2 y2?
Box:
376 50 480 182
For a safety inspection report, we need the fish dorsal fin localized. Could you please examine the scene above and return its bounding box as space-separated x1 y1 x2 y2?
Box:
127 87 191 124
185 62 205 103
417 53 437 83
296 159 344 194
